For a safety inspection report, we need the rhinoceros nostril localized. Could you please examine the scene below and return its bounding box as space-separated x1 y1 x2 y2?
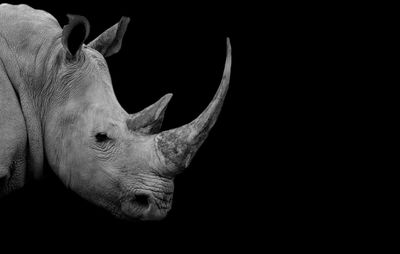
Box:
132 193 150 208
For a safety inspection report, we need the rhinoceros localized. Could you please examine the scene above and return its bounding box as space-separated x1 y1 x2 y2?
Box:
0 4 231 220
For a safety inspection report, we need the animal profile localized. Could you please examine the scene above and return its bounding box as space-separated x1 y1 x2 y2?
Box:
0 4 231 220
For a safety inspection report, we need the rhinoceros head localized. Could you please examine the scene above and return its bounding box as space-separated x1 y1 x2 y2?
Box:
45 15 231 220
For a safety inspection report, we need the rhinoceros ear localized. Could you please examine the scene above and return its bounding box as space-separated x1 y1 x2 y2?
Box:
62 14 90 59
88 17 130 57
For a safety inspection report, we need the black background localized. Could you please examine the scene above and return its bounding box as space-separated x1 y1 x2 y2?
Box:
0 0 259 247
0 1 365 249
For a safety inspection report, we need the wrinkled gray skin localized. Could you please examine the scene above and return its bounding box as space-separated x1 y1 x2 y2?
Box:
0 4 231 220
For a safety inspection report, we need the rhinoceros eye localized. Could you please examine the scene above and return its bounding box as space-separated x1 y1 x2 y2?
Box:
95 132 110 142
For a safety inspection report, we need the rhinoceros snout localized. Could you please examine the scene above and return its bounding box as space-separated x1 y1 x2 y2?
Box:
121 190 171 220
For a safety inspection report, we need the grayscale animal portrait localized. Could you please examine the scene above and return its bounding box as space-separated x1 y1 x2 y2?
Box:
0 4 231 220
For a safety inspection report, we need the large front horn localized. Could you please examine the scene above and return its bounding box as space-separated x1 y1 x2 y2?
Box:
154 38 232 173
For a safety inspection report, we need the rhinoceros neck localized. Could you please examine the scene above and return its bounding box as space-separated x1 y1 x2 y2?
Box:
0 4 62 181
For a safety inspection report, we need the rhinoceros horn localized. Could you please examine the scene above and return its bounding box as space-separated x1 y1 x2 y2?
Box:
153 38 232 174
126 93 173 134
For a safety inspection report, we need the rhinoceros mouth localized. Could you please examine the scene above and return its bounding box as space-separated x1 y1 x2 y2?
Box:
153 193 173 211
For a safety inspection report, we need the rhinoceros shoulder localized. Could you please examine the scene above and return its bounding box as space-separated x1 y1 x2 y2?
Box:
0 59 27 196
0 3 58 24
0 3 61 51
